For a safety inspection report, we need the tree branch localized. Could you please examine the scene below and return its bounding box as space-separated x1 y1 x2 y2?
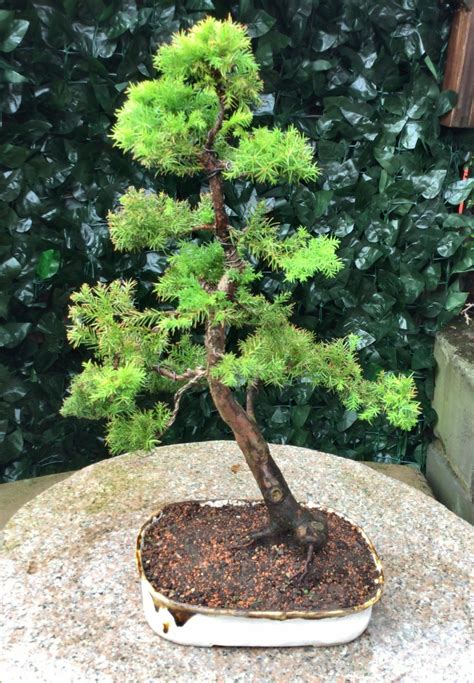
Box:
246 381 259 423
153 366 205 382
205 92 226 150
162 371 207 433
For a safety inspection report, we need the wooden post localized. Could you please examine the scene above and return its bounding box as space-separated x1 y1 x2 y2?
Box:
440 1 474 128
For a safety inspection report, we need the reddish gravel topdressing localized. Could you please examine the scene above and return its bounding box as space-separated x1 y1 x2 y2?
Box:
140 501 381 612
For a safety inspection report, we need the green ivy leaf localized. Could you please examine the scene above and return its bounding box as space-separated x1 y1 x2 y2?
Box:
349 75 377 100
444 180 474 205
311 59 333 71
422 263 441 290
355 246 384 270
436 90 457 116
443 214 474 228
291 404 311 428
436 234 466 258
0 256 22 281
400 121 423 149
269 406 290 426
246 10 276 38
423 55 438 80
410 170 447 199
313 190 333 217
451 248 474 275
337 410 358 432
105 6 140 38
411 347 435 370
0 429 24 463
36 249 61 279
0 17 29 52
3 375 29 402
374 145 399 174
0 144 30 168
0 323 32 348
324 160 359 189
445 289 467 312
400 264 425 303
312 31 337 51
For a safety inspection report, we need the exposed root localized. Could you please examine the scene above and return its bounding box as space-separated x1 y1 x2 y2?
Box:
230 508 328 584
290 543 315 584
230 523 279 550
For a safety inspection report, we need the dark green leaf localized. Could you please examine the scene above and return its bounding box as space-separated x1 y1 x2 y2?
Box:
423 55 438 80
451 249 474 275
0 429 23 463
349 75 377 100
436 90 457 116
436 234 466 258
444 180 474 205
312 31 337 51
0 323 32 348
324 160 359 190
313 190 333 218
411 347 435 370
410 170 447 199
355 246 384 270
105 6 139 38
3 378 29 402
0 18 29 52
310 59 332 71
400 121 423 149
400 264 425 303
0 144 30 168
291 405 311 428
374 145 399 174
186 0 215 9
443 214 474 229
246 11 276 38
269 406 290 426
422 263 441 290
0 256 21 281
337 410 358 432
353 330 376 350
445 290 467 312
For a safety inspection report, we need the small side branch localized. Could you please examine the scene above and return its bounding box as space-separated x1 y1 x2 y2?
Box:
461 302 473 325
246 381 259 423
153 366 205 382
205 93 226 150
164 371 206 432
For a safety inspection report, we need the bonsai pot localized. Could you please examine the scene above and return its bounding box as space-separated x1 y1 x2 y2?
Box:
136 500 384 647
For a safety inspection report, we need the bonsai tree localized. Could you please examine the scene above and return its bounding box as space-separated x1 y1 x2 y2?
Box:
62 17 419 572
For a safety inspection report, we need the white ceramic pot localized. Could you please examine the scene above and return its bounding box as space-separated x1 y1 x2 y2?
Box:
136 500 384 648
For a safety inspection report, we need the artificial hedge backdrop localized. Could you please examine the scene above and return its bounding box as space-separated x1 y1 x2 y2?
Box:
1 0 472 481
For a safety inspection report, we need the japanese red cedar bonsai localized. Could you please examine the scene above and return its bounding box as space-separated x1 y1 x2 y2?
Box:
62 17 420 565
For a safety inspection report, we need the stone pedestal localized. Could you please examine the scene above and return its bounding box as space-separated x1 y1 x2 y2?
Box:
1 442 472 682
427 321 474 523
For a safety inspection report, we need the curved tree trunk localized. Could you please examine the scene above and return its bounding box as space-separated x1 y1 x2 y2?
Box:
200 100 328 553
206 322 328 550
